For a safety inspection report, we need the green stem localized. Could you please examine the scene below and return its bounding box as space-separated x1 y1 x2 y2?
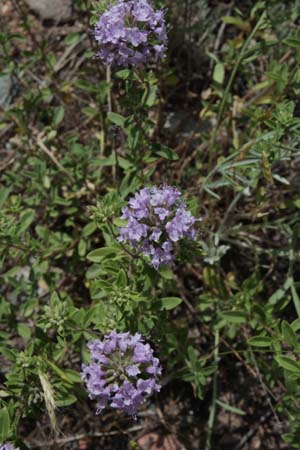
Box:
106 64 121 190
288 246 300 320
208 12 266 170
205 328 219 450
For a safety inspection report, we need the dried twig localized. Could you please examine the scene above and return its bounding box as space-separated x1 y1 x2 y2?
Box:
25 425 143 448
36 138 75 182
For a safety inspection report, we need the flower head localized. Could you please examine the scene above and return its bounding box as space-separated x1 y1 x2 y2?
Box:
0 444 19 450
82 331 161 416
94 0 167 66
119 186 197 269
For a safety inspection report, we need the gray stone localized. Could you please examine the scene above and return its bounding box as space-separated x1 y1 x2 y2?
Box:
24 0 72 22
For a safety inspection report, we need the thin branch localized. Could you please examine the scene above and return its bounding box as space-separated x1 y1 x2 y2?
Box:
25 425 143 447
36 138 75 182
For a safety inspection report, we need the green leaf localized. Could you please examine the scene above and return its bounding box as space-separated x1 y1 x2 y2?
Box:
213 62 225 84
64 32 81 46
47 360 79 385
17 323 31 341
19 209 35 233
91 155 116 166
291 319 300 332
158 266 173 280
216 400 246 416
221 15 250 31
283 38 300 47
291 284 300 319
156 148 179 161
0 390 10 398
282 321 298 349
63 369 82 384
161 297 183 310
82 106 98 118
50 291 60 306
78 239 87 257
144 85 158 107
0 406 10 440
52 106 65 127
0 187 10 208
56 394 77 407
275 355 300 373
221 311 247 324
107 112 125 128
248 336 272 347
87 247 118 262
82 222 97 238
115 69 131 79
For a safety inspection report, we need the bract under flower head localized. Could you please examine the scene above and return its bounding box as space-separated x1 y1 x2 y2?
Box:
81 331 161 416
118 185 197 269
94 0 167 66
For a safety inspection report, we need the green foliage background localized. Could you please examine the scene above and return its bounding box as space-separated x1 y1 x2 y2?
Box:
1 0 300 448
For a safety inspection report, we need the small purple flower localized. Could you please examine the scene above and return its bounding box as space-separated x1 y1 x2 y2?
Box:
118 185 197 269
0 444 19 450
82 331 161 416
94 0 167 66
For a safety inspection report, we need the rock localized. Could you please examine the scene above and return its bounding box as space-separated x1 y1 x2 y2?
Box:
0 75 14 108
24 0 72 22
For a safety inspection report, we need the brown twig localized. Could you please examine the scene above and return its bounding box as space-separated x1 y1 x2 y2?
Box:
24 425 143 448
36 137 75 182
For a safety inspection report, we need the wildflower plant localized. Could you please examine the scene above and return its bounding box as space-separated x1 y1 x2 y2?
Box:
118 185 197 269
93 0 167 66
81 331 161 415
3 1 300 448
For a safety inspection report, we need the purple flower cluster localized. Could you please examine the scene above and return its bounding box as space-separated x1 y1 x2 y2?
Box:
81 331 161 416
119 186 197 269
94 0 167 66
0 445 19 450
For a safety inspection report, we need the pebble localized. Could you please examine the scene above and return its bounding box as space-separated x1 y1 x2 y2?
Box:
24 0 72 22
